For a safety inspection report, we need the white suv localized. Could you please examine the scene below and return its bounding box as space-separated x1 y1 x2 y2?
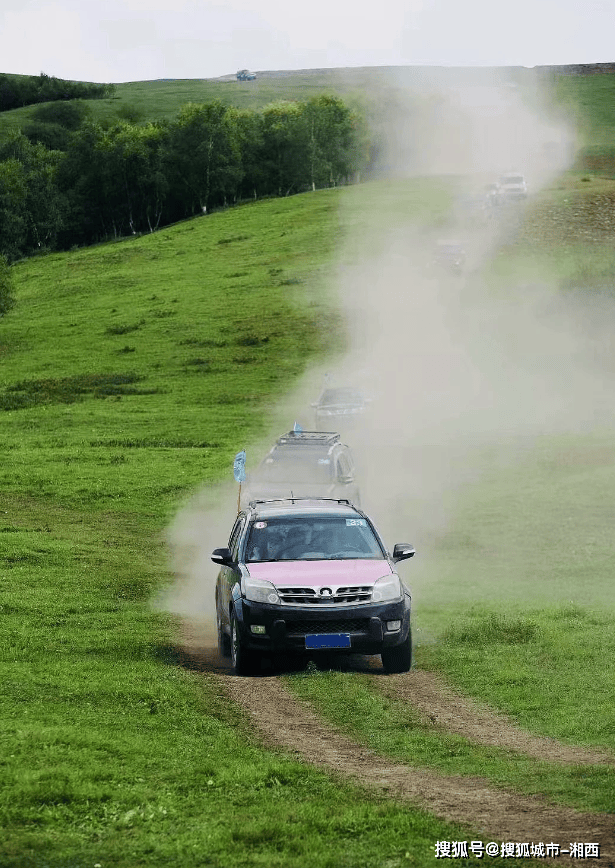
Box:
499 173 527 200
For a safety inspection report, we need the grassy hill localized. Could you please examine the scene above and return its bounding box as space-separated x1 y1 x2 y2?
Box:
3 64 615 158
3 58 615 863
3 167 615 865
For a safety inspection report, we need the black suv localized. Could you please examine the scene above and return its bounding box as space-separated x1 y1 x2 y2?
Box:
244 430 360 506
213 498 415 675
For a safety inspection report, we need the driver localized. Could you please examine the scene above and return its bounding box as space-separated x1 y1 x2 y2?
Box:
280 524 313 560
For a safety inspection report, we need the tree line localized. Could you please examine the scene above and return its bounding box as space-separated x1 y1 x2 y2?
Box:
0 95 368 262
0 73 113 112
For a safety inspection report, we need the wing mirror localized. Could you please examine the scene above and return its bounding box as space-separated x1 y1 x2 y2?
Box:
392 544 415 563
211 547 233 566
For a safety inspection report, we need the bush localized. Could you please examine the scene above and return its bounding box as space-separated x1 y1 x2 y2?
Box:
23 121 72 151
31 100 91 130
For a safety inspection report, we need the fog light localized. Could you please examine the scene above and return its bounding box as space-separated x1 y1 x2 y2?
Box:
250 624 266 635
386 620 401 632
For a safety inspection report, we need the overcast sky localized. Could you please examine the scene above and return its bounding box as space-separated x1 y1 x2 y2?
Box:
1 0 613 83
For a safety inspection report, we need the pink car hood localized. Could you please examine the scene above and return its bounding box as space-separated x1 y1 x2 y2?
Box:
246 559 392 587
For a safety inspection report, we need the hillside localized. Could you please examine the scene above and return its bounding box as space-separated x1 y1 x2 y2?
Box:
3 67 615 866
2 63 615 154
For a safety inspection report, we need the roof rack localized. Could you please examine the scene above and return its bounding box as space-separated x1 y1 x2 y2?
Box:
248 497 352 507
275 431 340 447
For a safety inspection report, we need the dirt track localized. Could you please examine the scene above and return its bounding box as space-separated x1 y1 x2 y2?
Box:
179 631 615 866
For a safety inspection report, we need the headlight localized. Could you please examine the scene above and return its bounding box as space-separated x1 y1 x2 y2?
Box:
371 574 402 603
243 576 280 605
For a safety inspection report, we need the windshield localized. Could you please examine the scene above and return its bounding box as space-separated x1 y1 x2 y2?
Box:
245 516 385 562
253 453 332 484
501 175 524 185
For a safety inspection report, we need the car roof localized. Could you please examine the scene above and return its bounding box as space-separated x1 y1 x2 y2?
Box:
247 498 361 519
274 430 341 448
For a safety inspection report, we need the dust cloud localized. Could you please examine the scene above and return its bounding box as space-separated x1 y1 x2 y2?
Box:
160 67 615 633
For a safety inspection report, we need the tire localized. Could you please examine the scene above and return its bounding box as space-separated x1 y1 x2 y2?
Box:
230 611 260 676
216 593 231 657
217 617 231 658
381 632 412 674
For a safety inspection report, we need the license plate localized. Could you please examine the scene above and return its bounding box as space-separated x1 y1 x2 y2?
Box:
305 633 351 649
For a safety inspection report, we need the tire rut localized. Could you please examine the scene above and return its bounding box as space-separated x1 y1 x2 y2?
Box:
177 633 615 865
220 672 615 866
377 669 615 766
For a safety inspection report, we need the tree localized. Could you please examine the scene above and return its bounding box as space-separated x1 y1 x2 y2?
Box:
259 101 310 196
0 254 15 316
0 158 29 260
303 95 363 189
101 122 169 234
164 101 243 217
0 132 65 257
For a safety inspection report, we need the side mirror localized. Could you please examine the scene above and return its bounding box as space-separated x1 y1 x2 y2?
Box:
211 547 233 566
392 543 415 563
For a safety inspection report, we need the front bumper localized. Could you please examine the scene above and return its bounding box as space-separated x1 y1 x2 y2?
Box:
234 597 411 654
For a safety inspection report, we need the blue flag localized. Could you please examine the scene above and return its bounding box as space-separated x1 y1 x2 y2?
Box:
233 450 246 483
293 421 303 433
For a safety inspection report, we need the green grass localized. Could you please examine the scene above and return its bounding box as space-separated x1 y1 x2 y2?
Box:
3 170 615 866
1 191 344 521
1 179 538 868
4 499 510 868
286 665 615 815
283 421 615 819
0 68 392 137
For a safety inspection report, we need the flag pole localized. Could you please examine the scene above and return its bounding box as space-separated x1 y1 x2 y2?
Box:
233 448 247 515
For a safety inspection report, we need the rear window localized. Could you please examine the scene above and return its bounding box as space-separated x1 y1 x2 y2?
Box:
254 452 332 484
245 516 385 562
320 389 364 405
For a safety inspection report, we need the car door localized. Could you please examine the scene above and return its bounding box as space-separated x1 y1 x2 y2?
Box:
218 514 245 629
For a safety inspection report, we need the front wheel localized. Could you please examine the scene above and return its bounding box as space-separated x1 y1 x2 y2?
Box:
216 592 231 657
230 611 260 676
381 633 412 674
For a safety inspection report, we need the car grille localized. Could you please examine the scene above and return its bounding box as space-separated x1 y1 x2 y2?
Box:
285 619 370 636
277 586 372 605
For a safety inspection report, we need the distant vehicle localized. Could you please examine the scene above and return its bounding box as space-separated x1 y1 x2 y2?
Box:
499 173 527 200
432 239 466 273
243 430 360 507
311 387 369 428
213 497 415 674
484 182 502 206
236 69 256 81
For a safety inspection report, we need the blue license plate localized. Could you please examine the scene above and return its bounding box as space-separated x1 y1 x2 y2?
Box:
305 633 351 649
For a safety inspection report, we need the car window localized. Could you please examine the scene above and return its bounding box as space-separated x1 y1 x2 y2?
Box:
254 452 332 484
245 516 385 562
320 388 364 405
228 516 245 560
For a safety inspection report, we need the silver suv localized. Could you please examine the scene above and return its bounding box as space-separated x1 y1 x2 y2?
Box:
244 430 360 506
499 173 527 200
